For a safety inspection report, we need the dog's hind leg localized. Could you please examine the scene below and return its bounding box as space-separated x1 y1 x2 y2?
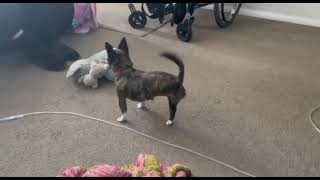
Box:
117 96 128 122
167 97 178 126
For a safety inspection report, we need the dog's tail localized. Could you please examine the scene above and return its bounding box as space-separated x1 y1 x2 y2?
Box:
160 52 184 84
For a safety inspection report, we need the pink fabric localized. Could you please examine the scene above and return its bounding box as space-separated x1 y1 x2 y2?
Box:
72 3 98 34
82 164 131 177
57 165 131 177
135 153 145 168
56 166 87 177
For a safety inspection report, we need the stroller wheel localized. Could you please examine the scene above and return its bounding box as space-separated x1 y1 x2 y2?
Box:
214 3 241 28
128 11 147 29
176 22 192 42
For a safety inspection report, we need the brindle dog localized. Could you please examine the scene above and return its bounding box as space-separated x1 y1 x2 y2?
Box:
105 37 186 126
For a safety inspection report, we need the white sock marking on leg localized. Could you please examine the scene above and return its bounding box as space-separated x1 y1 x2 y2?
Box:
137 102 145 109
117 113 127 122
166 120 173 126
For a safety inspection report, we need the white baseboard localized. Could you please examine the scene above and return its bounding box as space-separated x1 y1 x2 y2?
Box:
239 8 320 28
203 6 320 28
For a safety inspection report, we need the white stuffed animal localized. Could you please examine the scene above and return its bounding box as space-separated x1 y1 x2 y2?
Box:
77 61 108 88
66 50 114 88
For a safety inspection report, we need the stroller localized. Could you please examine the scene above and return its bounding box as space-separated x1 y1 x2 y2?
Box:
128 3 242 42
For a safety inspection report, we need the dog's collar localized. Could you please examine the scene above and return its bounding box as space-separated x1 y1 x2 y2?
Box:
115 68 131 81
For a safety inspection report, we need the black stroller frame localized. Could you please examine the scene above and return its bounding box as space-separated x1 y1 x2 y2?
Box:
128 3 242 42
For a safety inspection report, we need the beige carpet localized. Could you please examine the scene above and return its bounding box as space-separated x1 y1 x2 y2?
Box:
97 3 170 37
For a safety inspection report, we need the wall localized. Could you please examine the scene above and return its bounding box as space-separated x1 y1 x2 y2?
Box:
204 3 320 27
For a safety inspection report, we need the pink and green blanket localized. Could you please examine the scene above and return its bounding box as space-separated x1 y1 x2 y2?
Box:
57 153 192 177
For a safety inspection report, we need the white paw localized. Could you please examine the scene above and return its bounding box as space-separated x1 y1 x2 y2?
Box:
137 102 145 109
78 78 82 84
166 120 173 126
117 114 127 122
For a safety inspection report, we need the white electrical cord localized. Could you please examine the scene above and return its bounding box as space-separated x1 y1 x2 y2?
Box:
309 105 320 134
0 111 255 177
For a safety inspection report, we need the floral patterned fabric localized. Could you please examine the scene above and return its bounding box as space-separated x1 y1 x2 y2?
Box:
57 153 191 177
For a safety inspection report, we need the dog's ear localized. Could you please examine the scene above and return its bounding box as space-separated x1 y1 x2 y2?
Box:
105 42 113 51
105 42 118 63
118 37 129 54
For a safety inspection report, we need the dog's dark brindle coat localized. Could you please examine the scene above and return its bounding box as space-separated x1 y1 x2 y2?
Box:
105 37 186 126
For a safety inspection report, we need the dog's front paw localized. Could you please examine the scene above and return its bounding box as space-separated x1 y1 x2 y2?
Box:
117 114 127 122
166 120 173 126
137 102 145 109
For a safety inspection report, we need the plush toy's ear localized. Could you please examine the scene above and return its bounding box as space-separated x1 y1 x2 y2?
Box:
118 37 129 54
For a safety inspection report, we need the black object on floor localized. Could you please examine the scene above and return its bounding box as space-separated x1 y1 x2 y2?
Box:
0 3 80 71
